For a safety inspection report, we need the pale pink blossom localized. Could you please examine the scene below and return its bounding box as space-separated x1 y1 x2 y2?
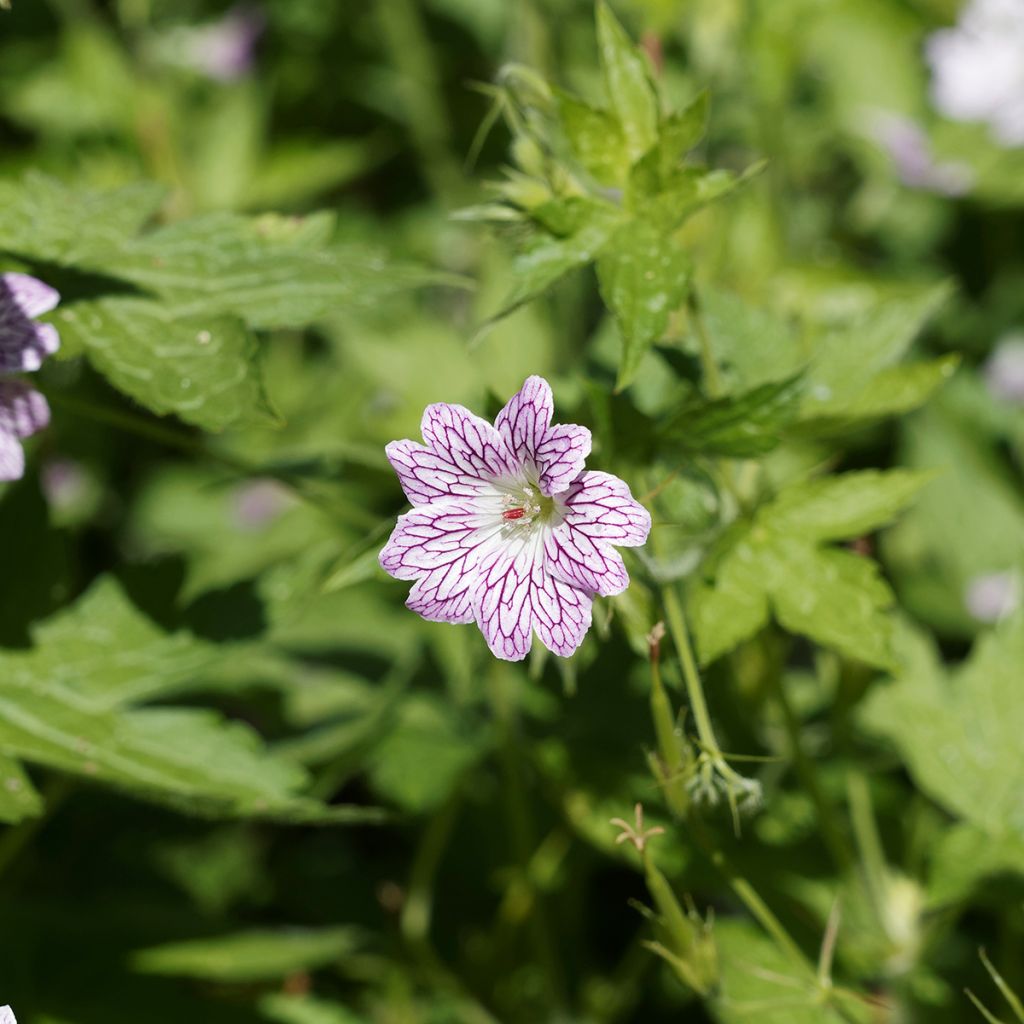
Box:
379 376 651 661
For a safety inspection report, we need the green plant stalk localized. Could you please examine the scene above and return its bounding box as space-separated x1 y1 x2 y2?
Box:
376 0 465 204
649 653 690 817
769 671 854 875
688 284 724 399
847 771 890 931
490 666 567 1012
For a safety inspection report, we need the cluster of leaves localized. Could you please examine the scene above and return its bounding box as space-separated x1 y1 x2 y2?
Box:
0 1 1023 1024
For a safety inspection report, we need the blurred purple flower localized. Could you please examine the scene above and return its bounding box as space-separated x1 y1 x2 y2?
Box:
233 478 296 530
0 273 60 482
166 5 265 83
871 112 973 196
984 334 1024 403
964 569 1021 622
379 376 651 661
926 0 1024 147
40 457 90 512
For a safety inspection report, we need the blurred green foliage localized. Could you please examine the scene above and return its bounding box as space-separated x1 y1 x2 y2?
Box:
1 1 1024 1023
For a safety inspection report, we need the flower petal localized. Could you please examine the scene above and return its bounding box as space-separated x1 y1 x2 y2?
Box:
495 376 591 495
531 569 593 658
544 524 630 596
379 500 495 624
0 381 50 482
472 541 537 661
421 402 517 481
0 274 60 373
560 471 651 547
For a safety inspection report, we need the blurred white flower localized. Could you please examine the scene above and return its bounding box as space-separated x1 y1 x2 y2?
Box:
0 1006 16 1024
983 333 1024 403
964 569 1021 622
157 5 265 83
926 0 1024 147
232 478 297 531
870 112 973 195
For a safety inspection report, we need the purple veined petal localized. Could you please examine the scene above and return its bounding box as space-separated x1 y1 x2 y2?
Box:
560 471 651 547
544 522 630 597
0 381 51 482
495 375 592 496
0 274 61 374
385 439 502 507
530 566 593 658
472 541 537 661
421 401 517 481
380 499 497 625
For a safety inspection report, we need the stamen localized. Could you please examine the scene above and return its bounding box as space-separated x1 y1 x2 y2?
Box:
503 507 526 521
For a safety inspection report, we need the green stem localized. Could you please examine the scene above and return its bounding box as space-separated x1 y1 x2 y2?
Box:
660 584 719 760
649 651 690 818
770 672 853 875
491 667 567 1012
688 285 724 399
846 772 889 929
376 0 465 204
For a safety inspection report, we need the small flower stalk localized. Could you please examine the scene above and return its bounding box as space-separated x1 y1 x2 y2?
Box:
0 273 60 482
380 376 651 661
612 804 718 996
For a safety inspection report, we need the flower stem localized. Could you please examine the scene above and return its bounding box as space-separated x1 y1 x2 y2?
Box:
688 284 724 399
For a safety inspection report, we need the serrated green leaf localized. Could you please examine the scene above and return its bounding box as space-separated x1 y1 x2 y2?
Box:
804 282 952 414
0 753 44 825
653 91 710 176
54 297 270 431
104 214 449 330
555 90 629 186
597 218 690 389
691 471 927 665
0 577 218 709
862 618 1024 840
662 376 803 457
771 541 896 669
0 172 165 263
133 927 360 982
481 197 622 331
596 1 658 164
762 469 933 541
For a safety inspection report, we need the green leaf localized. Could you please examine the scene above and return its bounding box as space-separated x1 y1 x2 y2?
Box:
928 823 1024 908
103 213 449 330
597 218 690 389
0 172 165 264
0 754 44 825
653 91 710 177
690 471 929 665
662 376 804 457
712 920 870 1023
481 197 622 331
55 298 271 431
260 994 369 1024
368 695 489 812
762 469 933 541
0 577 218 709
596 1 658 164
133 927 360 982
555 90 629 186
861 618 1024 840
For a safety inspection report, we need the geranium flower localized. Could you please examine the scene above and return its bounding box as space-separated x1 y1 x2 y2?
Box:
380 376 651 661
0 1005 16 1024
926 0 1024 147
0 273 60 482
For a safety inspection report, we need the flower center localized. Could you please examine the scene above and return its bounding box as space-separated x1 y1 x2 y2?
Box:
498 483 556 530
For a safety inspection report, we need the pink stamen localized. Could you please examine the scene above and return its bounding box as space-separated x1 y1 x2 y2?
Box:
502 507 526 521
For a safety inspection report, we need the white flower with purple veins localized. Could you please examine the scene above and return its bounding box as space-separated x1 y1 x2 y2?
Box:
380 376 651 661
0 273 60 482
0 1005 16 1024
926 0 1024 147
